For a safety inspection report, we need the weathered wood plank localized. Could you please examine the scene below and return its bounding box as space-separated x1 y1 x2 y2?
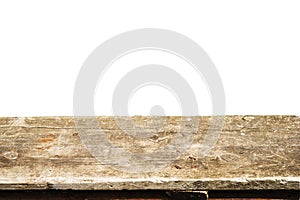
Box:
0 116 299 190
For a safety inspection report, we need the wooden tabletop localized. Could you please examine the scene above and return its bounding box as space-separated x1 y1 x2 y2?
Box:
0 116 299 191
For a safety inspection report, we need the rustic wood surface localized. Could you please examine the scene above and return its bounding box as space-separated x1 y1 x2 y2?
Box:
0 116 299 190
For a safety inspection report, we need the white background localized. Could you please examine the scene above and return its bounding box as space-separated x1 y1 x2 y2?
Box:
0 0 299 116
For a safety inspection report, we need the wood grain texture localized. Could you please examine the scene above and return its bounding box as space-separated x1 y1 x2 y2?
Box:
0 116 299 190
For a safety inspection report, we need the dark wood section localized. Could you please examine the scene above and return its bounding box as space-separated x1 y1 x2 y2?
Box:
0 190 298 200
